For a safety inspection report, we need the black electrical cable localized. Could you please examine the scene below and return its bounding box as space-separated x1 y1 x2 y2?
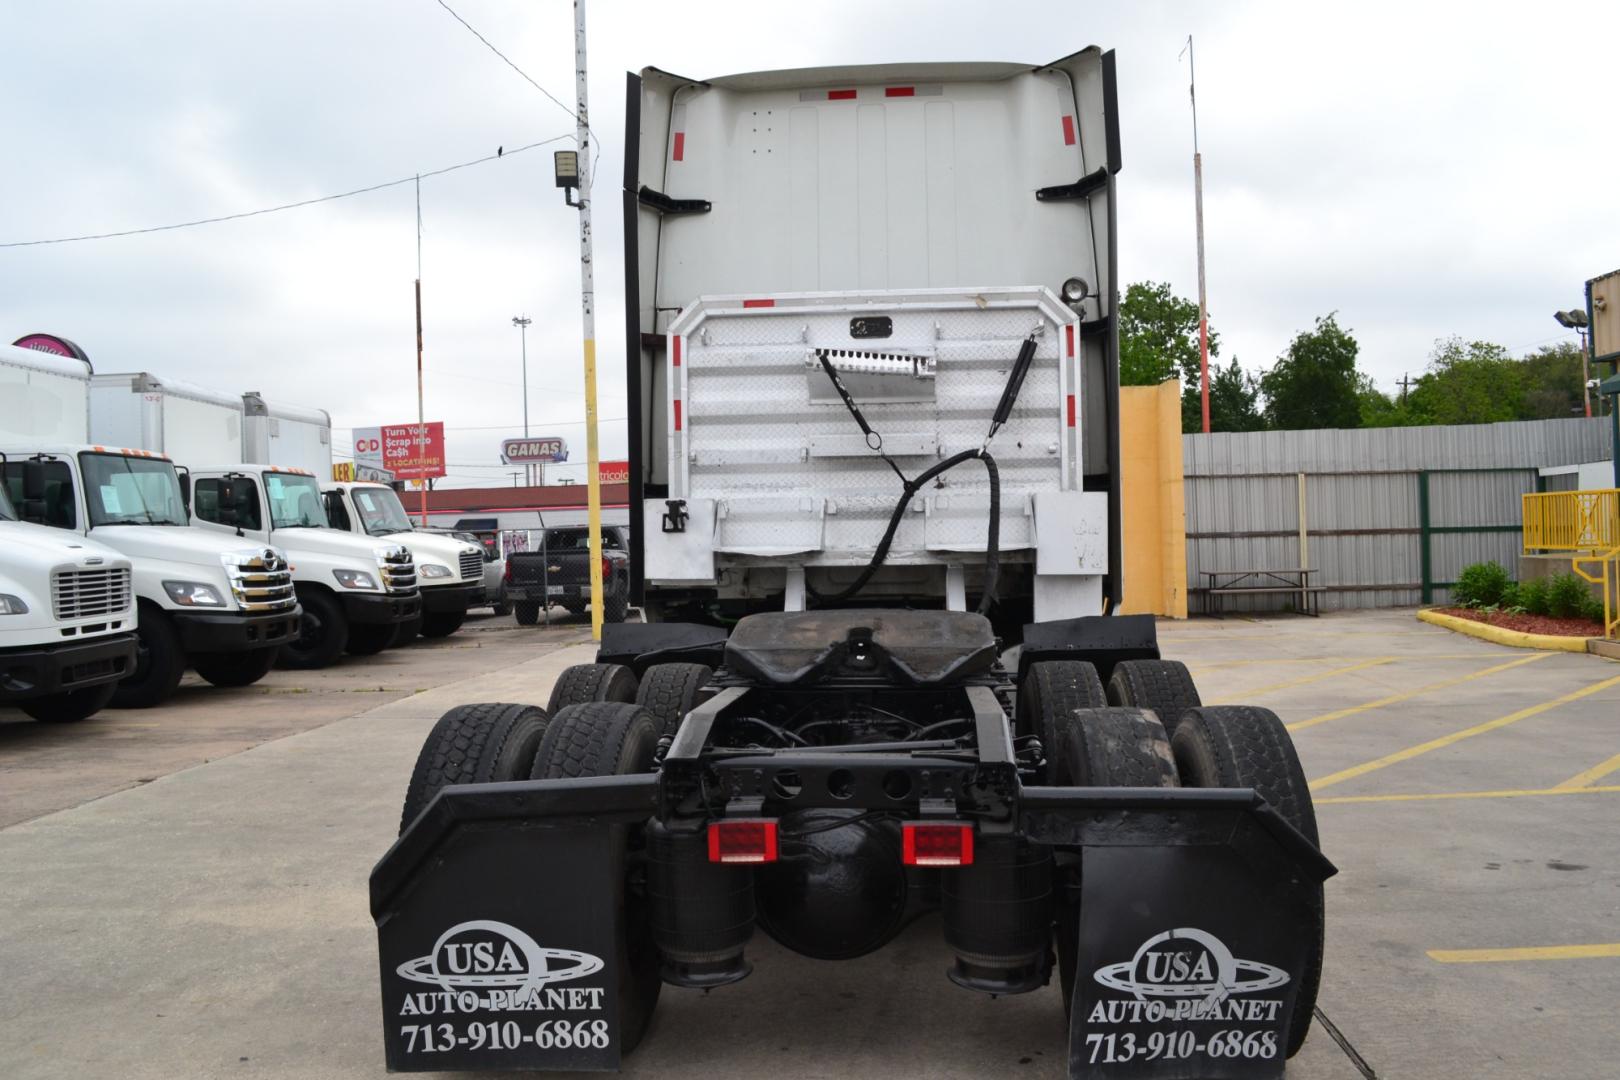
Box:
808 336 1033 615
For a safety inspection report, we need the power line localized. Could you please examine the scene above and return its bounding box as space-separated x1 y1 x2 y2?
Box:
0 135 571 248
431 0 600 173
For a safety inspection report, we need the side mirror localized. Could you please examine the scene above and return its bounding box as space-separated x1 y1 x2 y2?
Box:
176 468 192 513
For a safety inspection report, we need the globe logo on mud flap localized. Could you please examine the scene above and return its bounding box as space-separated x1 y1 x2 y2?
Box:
1094 927 1289 1005
397 920 604 994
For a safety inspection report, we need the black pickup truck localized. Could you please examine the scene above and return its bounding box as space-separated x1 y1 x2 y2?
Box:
505 525 631 625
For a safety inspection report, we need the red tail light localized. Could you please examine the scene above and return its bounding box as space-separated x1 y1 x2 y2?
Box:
502 560 512 582
902 822 974 867
707 819 779 863
601 554 611 582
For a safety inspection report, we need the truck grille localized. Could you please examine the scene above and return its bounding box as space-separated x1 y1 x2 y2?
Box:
380 548 418 595
228 550 297 613
459 550 482 582
52 567 133 620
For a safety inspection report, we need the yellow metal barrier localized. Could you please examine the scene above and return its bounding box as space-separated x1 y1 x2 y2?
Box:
1522 489 1619 553
1522 489 1620 639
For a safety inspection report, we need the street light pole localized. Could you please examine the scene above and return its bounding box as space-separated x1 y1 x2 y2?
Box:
1182 36 1210 434
513 315 532 484
572 0 604 642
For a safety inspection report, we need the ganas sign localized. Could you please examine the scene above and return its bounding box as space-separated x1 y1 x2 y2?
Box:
501 436 568 464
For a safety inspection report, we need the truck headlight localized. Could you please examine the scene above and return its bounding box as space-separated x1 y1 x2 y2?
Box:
334 569 380 590
419 563 452 579
163 581 226 607
0 594 29 615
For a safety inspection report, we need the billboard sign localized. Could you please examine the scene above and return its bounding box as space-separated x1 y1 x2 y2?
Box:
356 422 445 481
12 333 90 361
502 436 568 464
598 459 629 484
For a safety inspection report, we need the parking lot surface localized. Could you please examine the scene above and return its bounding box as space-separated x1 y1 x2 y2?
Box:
2 608 1617 1079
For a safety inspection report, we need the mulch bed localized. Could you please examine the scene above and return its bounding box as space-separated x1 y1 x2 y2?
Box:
1435 607 1601 638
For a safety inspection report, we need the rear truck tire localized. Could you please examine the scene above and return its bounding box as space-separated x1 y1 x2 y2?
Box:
513 601 541 626
563 600 587 616
547 663 639 715
192 647 279 688
398 702 551 834
19 682 118 723
633 663 714 737
391 614 423 647
419 610 466 638
1106 659 1202 736
278 589 348 670
344 623 395 656
1172 706 1323 1058
490 588 511 617
605 586 629 623
1017 660 1107 782
110 606 187 709
1047 706 1178 1014
530 701 662 1052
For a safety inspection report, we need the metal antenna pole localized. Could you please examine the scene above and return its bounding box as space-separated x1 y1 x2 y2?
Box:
572 0 604 640
514 315 533 484
1183 36 1210 434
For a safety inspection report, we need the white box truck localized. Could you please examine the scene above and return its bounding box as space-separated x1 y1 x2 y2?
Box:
0 464 138 724
189 464 421 665
90 372 244 466
371 48 1332 1079
241 392 333 476
1 345 298 707
322 481 483 639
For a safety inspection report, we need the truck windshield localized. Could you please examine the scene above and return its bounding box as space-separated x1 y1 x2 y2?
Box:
265 472 328 528
79 452 189 527
352 487 413 536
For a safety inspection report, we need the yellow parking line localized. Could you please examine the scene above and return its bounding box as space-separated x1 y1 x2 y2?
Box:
1287 653 1551 733
1553 750 1620 791
1310 672 1620 791
1317 784 1620 805
1219 657 1395 701
1428 944 1620 963
1191 654 1505 670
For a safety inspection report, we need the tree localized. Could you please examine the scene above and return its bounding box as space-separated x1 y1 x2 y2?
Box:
1403 338 1526 426
1260 314 1363 430
1119 281 1218 389
1205 358 1266 432
1518 342 1587 420
1356 374 1412 427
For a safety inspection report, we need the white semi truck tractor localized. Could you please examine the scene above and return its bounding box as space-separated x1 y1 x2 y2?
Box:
373 48 1332 1080
1 346 298 707
321 481 483 640
189 465 420 667
0 475 138 724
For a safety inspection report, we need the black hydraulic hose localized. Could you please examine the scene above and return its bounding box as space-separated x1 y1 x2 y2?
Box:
810 447 1001 615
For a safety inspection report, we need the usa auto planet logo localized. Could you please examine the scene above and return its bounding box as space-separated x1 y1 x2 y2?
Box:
1094 927 1289 1011
398 920 603 999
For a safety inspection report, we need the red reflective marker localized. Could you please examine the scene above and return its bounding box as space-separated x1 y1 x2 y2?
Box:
708 820 779 863
901 823 974 867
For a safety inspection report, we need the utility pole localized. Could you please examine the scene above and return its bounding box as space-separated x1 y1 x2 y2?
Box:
1398 373 1411 404
1182 36 1210 433
572 0 604 641
415 174 428 526
513 315 533 485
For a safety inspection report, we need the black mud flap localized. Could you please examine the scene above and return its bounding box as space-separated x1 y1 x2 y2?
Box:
372 777 656 1072
1024 789 1333 1080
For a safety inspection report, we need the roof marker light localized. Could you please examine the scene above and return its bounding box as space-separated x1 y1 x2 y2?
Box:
902 822 974 867
885 86 915 98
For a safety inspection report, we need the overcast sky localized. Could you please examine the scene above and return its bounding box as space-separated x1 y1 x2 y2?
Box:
4 1 1616 488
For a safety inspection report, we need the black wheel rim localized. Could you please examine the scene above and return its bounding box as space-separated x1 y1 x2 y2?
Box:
293 609 325 653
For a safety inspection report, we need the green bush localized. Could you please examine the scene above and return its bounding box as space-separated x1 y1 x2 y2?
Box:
1577 592 1607 625
1517 577 1551 616
1498 582 1522 611
1452 561 1511 608
1547 573 1589 620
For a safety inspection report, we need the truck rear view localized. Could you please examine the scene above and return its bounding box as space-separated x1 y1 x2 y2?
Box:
374 47 1332 1080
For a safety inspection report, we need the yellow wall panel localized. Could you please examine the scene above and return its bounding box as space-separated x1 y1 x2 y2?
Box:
1117 381 1188 617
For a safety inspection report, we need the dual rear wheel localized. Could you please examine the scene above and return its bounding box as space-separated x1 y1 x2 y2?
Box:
1023 659 1320 1058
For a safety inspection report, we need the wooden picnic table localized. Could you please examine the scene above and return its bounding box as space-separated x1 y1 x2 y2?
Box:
1201 567 1325 617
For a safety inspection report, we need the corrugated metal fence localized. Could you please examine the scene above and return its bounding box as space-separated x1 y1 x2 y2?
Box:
1183 418 1614 611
